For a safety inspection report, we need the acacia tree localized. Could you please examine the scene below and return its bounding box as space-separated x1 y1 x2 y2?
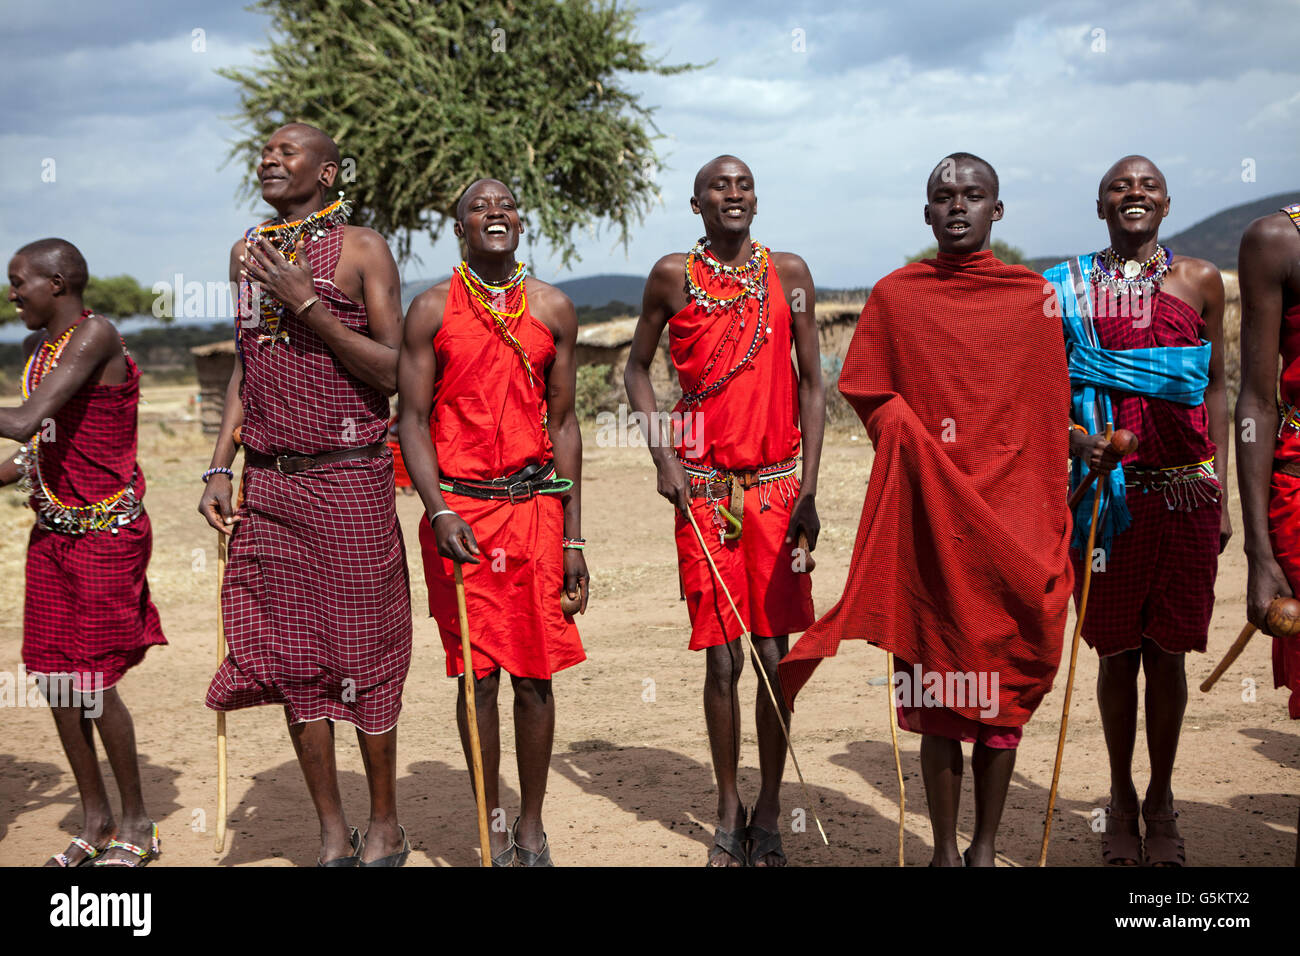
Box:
222 0 694 264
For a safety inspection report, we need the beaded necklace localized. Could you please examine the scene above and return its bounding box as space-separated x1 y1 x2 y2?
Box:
680 239 770 407
16 311 141 535
243 192 352 345
456 261 537 388
1095 245 1171 295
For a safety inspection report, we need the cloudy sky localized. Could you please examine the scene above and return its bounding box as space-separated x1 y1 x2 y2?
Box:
2 0 1297 297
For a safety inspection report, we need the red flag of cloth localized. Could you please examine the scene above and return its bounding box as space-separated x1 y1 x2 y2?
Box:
779 250 1073 728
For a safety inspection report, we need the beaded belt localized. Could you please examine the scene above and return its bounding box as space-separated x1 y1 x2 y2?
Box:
1279 402 1300 438
440 461 572 503
682 457 800 541
14 445 143 536
1125 457 1220 511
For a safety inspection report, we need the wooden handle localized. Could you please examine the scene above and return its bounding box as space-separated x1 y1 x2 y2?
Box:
795 532 815 573
215 533 228 854
1068 429 1139 512
455 563 493 866
1200 598 1300 692
1199 621 1257 693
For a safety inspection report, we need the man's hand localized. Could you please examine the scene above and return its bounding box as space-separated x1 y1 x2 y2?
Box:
1219 506 1233 555
1246 557 1293 634
656 455 691 513
198 475 240 535
242 236 317 316
433 512 481 564
563 548 590 614
785 493 820 548
1070 430 1125 472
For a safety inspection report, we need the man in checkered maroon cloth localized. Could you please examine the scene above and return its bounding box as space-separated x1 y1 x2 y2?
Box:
780 154 1073 867
2 238 166 867
1063 156 1229 868
199 124 413 867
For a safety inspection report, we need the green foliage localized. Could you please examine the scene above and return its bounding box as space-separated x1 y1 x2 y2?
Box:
0 274 159 324
906 240 1026 265
221 0 698 265
574 363 610 420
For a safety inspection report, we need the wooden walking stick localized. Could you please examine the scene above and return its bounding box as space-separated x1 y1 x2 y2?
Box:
454 563 493 867
215 533 228 853
1200 597 1300 692
886 651 904 867
1039 424 1131 866
684 508 829 845
1067 429 1138 511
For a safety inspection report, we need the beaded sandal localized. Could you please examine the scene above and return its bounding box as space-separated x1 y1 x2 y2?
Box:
49 836 109 868
93 823 160 867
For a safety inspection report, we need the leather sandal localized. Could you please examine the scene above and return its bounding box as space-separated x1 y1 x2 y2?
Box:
707 809 748 867
512 818 553 867
360 825 410 867
1142 808 1186 867
1102 806 1143 866
746 821 788 867
318 827 361 867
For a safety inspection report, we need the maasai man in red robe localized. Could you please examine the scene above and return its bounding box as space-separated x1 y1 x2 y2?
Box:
1236 197 1300 867
780 154 1072 867
199 124 413 867
2 238 166 867
1058 156 1229 867
399 179 587 867
626 156 825 866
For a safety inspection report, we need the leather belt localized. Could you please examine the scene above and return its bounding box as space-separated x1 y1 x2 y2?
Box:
244 441 387 475
1275 460 1300 479
440 461 572 503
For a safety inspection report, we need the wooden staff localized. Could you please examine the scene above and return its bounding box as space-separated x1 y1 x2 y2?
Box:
454 563 493 866
685 509 828 845
886 651 904 867
1200 597 1300 692
1067 428 1139 511
215 533 228 853
1039 424 1122 866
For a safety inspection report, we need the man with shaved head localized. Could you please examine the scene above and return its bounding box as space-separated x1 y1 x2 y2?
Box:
1235 196 1300 866
2 238 166 866
199 122 414 866
782 153 1072 866
399 178 586 865
1048 155 1228 867
626 155 825 866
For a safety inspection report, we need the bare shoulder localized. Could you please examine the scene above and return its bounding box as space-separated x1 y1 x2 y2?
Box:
649 252 687 283
524 277 576 329
770 250 811 274
1172 254 1223 293
1242 210 1300 253
406 279 453 325
80 312 123 345
342 225 396 262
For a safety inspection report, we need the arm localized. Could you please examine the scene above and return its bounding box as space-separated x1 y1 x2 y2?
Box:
774 252 824 548
1196 261 1231 552
1237 215 1296 629
0 447 21 487
0 317 120 442
396 287 479 565
539 287 589 612
198 241 248 534
623 255 690 512
242 227 402 394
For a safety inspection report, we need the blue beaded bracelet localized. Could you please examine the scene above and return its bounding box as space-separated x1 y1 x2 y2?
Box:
202 467 235 483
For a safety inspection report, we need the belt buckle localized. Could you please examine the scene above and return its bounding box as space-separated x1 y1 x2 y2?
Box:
507 481 533 504
277 455 314 475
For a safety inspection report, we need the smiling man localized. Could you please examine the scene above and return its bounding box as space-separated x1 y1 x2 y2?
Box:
398 178 586 867
624 155 825 866
780 153 1072 867
199 123 413 867
1049 156 1228 868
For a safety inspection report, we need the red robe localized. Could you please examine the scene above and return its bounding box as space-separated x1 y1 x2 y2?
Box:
1268 269 1300 718
418 273 585 680
779 250 1072 728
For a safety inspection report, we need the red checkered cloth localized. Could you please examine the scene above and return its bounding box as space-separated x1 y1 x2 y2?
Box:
22 352 165 688
1072 289 1221 656
418 273 583 680
1266 293 1300 718
207 222 412 733
779 251 1073 729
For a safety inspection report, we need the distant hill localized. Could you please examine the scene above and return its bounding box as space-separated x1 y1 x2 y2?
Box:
1026 190 1298 273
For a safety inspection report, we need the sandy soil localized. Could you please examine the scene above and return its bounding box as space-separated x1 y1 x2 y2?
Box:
0 383 1295 867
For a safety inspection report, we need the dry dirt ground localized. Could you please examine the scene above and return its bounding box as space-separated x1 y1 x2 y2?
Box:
0 384 1295 867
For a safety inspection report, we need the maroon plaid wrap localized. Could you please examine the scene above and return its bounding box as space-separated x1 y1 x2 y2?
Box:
22 352 165 689
206 223 412 733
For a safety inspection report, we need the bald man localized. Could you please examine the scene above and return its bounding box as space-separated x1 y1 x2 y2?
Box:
625 156 825 866
399 178 586 866
199 123 413 866
1051 156 1228 867
2 238 166 866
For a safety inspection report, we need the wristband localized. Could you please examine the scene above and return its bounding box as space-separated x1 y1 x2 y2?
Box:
429 509 458 527
202 467 234 483
294 295 320 316
562 537 586 550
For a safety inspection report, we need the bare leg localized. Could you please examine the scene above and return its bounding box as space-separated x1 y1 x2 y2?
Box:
967 742 1016 866
1141 640 1187 860
750 633 789 866
456 669 507 860
1097 648 1142 863
86 687 154 864
44 702 115 866
920 734 963 866
704 638 745 865
511 675 555 854
354 727 402 861
286 713 351 863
